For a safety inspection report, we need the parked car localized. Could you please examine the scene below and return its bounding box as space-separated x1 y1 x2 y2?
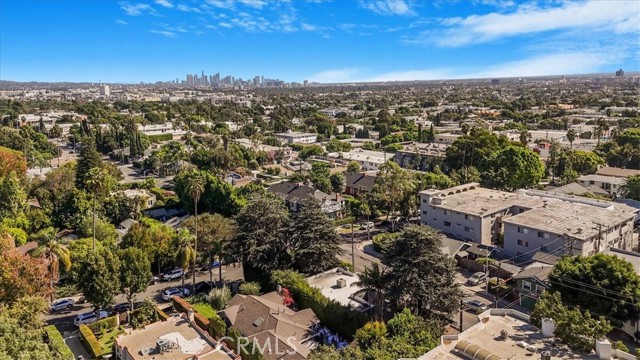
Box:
73 311 108 327
162 287 190 301
359 222 374 230
201 261 221 271
161 269 184 282
150 276 160 285
191 281 215 295
110 302 132 315
464 298 489 313
50 298 75 312
467 272 487 286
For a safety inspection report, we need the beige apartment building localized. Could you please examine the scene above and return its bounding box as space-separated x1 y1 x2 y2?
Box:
420 183 638 262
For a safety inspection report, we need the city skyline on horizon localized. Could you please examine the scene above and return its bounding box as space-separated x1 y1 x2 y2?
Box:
1 0 639 84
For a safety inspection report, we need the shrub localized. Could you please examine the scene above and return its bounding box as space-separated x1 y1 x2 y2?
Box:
271 270 368 340
209 313 227 338
239 282 261 295
148 133 173 142
338 260 354 272
372 233 398 253
332 217 355 227
43 325 74 360
613 340 629 353
209 287 232 310
87 315 118 334
79 324 102 359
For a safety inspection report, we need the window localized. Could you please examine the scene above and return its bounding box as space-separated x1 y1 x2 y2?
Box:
589 181 595 185
541 246 548 251
422 210 427 215
517 239 529 247
537 231 545 238
522 281 532 291
465 214 474 220
464 226 473 232
444 221 451 227
422 199 427 203
517 227 525 233
491 214 496 218
444 210 449 215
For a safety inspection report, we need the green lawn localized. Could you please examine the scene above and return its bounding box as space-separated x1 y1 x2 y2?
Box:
98 327 125 356
192 302 216 318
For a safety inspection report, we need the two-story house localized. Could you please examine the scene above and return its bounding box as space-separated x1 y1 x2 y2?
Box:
512 263 553 311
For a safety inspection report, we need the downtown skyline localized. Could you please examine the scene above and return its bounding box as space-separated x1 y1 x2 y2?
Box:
1 0 639 84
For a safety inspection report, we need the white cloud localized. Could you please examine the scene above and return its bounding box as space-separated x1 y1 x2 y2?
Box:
176 4 201 12
154 0 173 8
359 0 415 16
430 0 640 47
309 50 627 83
120 2 156 16
472 0 515 9
219 22 233 28
206 0 235 10
150 30 176 37
308 68 364 83
238 0 268 9
115 19 128 25
301 23 316 31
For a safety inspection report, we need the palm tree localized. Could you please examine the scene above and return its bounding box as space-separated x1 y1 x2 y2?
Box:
519 130 531 147
34 232 71 301
186 173 205 289
174 230 196 289
352 263 388 321
86 167 112 251
566 129 577 149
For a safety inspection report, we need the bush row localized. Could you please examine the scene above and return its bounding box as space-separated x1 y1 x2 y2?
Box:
148 133 173 142
372 233 399 253
43 325 74 360
271 270 368 340
79 324 102 359
333 217 355 227
87 315 118 333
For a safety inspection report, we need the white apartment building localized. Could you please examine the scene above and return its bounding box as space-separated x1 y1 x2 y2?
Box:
274 131 318 144
327 149 394 171
420 183 638 261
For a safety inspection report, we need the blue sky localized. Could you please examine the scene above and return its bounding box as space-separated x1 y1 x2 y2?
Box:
1 0 639 83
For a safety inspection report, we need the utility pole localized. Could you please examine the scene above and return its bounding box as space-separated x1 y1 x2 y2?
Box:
594 222 604 253
459 298 464 332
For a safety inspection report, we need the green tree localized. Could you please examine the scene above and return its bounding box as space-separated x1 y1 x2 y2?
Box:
289 198 345 274
86 167 114 251
384 225 462 319
620 174 640 200
75 136 102 191
0 171 27 222
238 282 261 295
183 213 236 283
33 233 71 301
353 263 388 321
75 248 121 310
233 195 291 272
566 129 577 148
174 229 196 289
371 161 413 231
483 145 544 191
309 162 332 194
186 172 205 289
0 297 54 360
329 172 346 194
347 161 361 173
550 254 640 323
118 247 151 311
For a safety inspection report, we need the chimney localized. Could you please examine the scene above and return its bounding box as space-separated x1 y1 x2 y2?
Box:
187 309 194 323
595 339 611 360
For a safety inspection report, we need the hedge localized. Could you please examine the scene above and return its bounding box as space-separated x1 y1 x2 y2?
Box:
271 270 368 340
87 315 118 333
43 325 74 360
155 306 170 321
332 217 355 227
172 297 210 331
372 233 399 253
78 324 102 359
148 133 173 142
209 313 227 339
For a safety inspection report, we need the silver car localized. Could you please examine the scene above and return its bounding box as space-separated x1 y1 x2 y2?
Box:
50 298 75 312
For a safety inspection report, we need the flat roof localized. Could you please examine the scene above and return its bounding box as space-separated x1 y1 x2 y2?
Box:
115 316 236 360
503 200 637 240
329 149 394 164
578 174 625 185
306 268 371 311
420 309 600 360
421 186 545 216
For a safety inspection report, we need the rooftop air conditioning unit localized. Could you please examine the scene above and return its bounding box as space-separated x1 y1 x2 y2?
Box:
336 278 347 288
500 330 509 340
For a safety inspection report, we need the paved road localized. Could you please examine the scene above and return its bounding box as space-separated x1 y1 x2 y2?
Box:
46 265 245 358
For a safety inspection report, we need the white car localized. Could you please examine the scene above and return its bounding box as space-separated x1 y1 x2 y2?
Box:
467 272 487 286
73 311 108 327
360 222 374 230
161 269 184 282
463 298 489 313
50 298 75 312
162 287 190 301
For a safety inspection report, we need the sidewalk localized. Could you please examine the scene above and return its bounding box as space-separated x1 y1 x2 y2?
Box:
63 330 91 360
358 240 383 258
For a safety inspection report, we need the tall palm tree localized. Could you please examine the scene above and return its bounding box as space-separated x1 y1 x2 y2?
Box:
352 263 389 321
174 230 196 289
86 167 112 251
186 173 205 289
34 232 71 301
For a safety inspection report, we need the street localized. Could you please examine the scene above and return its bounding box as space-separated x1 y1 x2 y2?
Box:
46 265 245 358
